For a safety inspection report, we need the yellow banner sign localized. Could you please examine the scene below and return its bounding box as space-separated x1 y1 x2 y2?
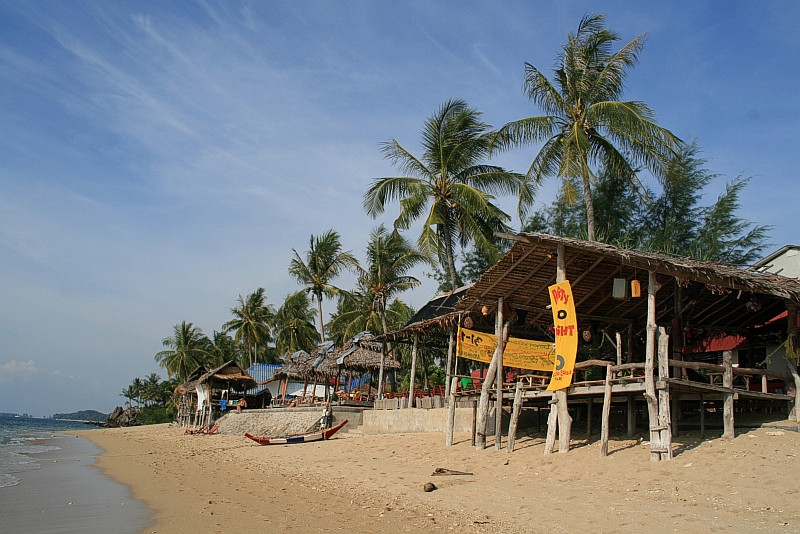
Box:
547 280 578 391
457 327 556 371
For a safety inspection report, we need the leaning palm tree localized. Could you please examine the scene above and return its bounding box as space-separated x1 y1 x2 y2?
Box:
273 291 320 356
154 321 210 382
289 230 357 343
364 99 525 291
222 288 275 368
491 13 681 241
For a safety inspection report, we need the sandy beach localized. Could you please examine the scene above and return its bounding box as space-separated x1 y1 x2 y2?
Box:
75 420 800 534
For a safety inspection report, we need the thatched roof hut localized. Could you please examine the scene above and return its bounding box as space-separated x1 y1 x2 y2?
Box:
175 360 256 396
319 332 401 374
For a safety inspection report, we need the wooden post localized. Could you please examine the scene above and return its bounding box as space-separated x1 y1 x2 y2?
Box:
544 395 558 454
657 327 673 459
446 376 459 446
445 329 455 398
786 357 800 422
644 271 662 461
699 394 705 439
507 380 524 452
722 350 735 440
475 299 506 450
545 243 571 453
495 309 505 450
627 395 636 437
407 334 419 409
600 364 613 457
471 399 477 446
586 398 593 437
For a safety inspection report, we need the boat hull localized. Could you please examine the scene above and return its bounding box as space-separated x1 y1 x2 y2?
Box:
245 419 348 445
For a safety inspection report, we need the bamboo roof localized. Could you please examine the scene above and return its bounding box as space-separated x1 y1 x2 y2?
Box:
455 232 800 335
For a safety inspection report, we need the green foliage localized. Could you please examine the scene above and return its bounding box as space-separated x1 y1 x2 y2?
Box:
527 142 771 264
222 288 275 367
493 13 681 241
139 405 175 425
274 291 319 356
364 99 525 289
289 229 358 342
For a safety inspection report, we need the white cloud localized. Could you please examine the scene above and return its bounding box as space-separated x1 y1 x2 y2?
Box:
0 360 38 382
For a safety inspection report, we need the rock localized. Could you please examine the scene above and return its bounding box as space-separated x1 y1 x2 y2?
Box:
423 482 437 492
107 406 142 427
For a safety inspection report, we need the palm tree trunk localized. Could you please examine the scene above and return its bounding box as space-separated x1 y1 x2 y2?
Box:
315 291 325 342
581 160 596 241
441 222 461 289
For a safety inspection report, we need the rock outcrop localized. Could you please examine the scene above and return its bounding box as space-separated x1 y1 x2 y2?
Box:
106 406 142 427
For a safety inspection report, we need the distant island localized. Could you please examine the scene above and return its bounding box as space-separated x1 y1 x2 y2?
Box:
52 409 108 422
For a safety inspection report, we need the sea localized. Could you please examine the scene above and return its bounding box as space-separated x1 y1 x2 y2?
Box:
0 414 150 533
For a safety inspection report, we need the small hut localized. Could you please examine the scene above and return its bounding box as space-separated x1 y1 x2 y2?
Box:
321 332 402 403
175 360 257 429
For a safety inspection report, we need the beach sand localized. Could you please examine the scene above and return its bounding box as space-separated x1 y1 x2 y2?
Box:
77 422 800 533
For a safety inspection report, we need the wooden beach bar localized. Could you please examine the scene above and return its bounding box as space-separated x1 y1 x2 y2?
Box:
426 233 800 460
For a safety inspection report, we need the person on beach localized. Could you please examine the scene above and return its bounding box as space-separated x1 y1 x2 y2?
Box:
236 397 247 413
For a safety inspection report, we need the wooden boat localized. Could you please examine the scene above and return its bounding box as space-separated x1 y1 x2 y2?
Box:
244 419 348 445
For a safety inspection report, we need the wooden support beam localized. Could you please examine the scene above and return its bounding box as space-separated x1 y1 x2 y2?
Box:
600 364 613 457
507 381 524 453
495 300 505 451
645 271 662 461
445 329 455 398
722 350 735 440
446 376 459 447
475 300 506 450
407 334 419 409
657 327 673 459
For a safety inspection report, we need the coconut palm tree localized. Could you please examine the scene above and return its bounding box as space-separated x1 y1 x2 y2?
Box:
273 291 320 355
364 99 525 291
491 13 681 241
289 229 357 342
154 321 210 382
222 288 275 368
142 373 162 407
356 225 426 337
207 331 239 367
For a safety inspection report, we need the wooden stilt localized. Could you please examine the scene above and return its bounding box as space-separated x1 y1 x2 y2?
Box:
507 380 524 452
600 364 613 457
475 299 506 450
446 376 459 447
471 400 477 447
657 327 673 459
495 315 505 450
407 334 419 409
586 398 593 437
556 390 571 453
699 394 705 439
627 394 636 437
544 394 558 454
645 271 663 461
445 329 455 398
723 350 735 440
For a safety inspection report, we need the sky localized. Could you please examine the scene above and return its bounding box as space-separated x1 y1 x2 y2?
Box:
1 1 798 417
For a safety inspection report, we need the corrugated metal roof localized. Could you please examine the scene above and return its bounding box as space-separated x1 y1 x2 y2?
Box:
247 363 281 384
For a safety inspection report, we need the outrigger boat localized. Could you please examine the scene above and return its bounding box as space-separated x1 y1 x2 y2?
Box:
245 419 348 445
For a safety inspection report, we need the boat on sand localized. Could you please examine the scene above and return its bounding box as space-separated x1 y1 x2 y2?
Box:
245 419 348 445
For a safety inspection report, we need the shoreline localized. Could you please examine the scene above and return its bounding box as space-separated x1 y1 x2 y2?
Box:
77 422 800 533
0 433 150 534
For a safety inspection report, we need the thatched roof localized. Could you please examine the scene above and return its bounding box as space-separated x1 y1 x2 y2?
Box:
455 232 800 336
379 286 471 343
271 350 314 381
175 360 256 395
317 332 401 374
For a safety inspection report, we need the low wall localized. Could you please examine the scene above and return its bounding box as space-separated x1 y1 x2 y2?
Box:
215 406 365 437
358 407 489 435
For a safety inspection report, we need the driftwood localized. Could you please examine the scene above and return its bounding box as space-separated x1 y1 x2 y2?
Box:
432 468 473 476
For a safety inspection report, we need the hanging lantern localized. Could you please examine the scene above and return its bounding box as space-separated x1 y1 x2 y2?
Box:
631 279 641 298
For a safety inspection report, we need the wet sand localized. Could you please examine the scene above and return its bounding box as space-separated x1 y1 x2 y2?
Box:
77 422 800 533
0 434 150 534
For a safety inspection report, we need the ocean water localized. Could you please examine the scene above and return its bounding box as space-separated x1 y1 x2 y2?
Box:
0 415 150 533
0 415 91 488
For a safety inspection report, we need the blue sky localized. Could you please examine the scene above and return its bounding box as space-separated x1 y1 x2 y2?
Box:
1 1 797 417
